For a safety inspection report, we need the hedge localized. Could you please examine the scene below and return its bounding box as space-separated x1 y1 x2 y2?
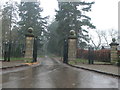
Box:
77 49 111 62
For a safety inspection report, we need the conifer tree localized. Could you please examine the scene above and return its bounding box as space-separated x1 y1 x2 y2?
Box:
55 1 96 49
18 1 48 41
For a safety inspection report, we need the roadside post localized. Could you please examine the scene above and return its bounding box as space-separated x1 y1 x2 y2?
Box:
88 46 94 64
4 42 8 61
7 41 11 62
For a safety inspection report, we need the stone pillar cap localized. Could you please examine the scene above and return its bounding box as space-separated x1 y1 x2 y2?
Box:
109 42 119 46
28 27 33 33
68 30 77 39
25 27 34 37
70 30 76 35
109 38 119 46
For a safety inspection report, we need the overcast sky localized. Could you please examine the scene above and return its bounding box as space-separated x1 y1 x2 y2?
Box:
40 0 119 31
0 0 119 30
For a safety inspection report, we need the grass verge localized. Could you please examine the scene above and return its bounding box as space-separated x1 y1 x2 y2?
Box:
68 58 111 65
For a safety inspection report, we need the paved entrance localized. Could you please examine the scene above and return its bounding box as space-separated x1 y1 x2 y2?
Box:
1 57 119 88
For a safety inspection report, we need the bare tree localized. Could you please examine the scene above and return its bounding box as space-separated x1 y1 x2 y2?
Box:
89 30 102 50
101 30 109 46
101 29 117 46
89 29 118 50
108 29 118 40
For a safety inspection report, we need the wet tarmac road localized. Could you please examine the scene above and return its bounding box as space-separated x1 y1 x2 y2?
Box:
1 57 119 88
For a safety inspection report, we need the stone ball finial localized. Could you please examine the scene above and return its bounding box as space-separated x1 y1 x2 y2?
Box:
28 27 33 33
112 38 116 42
70 30 76 35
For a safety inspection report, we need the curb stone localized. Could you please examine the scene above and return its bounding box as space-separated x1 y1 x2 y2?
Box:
1 64 29 70
68 64 120 78
1 62 41 70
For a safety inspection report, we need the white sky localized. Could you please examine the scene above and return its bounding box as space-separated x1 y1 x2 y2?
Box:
0 0 120 46
0 0 119 30
40 0 119 31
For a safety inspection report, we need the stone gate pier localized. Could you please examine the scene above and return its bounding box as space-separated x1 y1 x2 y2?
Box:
109 38 119 64
24 27 34 62
68 30 77 62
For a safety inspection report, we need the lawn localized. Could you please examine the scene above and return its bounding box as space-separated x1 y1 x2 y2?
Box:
68 58 88 65
76 58 88 63
68 58 111 65
38 55 45 58
0 57 33 61
0 57 3 60
10 57 31 61
10 57 33 63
